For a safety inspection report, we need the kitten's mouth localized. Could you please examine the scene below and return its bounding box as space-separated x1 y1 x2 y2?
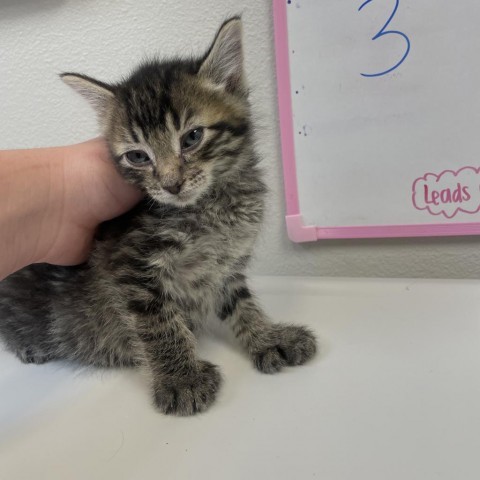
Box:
174 191 194 203
150 188 199 207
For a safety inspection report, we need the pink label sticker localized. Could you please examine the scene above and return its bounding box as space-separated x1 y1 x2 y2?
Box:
412 166 480 219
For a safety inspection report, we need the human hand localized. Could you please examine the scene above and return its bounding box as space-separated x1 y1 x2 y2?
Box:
0 138 142 279
41 138 142 266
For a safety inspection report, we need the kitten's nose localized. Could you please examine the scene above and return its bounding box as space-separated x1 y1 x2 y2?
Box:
164 181 184 195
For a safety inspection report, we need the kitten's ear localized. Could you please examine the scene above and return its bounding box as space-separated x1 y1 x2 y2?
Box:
60 73 115 119
199 17 246 95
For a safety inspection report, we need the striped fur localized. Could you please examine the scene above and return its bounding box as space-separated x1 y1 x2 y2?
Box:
0 18 317 416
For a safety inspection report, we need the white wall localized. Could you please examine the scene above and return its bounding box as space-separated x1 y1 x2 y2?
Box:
1 0 479 279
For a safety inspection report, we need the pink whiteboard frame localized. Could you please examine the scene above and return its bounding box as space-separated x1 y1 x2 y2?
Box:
272 0 480 242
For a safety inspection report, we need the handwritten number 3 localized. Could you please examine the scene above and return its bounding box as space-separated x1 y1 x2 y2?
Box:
359 0 411 77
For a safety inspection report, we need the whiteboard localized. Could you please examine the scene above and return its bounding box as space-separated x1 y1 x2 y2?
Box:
273 0 480 241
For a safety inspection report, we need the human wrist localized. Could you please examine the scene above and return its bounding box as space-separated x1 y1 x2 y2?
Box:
0 145 68 278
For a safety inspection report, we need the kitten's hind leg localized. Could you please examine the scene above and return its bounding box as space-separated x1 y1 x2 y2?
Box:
15 346 56 365
129 295 222 416
216 275 318 374
0 311 59 365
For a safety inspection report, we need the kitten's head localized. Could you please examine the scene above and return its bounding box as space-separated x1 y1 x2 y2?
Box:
62 17 250 207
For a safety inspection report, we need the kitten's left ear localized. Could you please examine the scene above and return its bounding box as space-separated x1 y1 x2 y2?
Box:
60 73 115 120
199 17 246 96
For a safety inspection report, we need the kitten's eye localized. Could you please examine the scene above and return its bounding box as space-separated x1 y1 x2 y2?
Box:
125 150 151 165
181 128 204 151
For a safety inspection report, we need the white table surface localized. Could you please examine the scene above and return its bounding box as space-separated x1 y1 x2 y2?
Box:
1 277 479 480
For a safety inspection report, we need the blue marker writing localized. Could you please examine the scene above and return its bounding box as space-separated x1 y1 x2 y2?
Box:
358 0 411 77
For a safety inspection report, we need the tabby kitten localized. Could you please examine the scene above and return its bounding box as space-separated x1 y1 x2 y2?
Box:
0 18 317 415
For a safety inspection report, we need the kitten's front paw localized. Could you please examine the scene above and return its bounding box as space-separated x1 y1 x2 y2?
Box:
154 360 222 416
252 325 317 374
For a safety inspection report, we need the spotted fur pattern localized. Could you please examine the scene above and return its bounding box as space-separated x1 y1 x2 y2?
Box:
0 18 317 415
